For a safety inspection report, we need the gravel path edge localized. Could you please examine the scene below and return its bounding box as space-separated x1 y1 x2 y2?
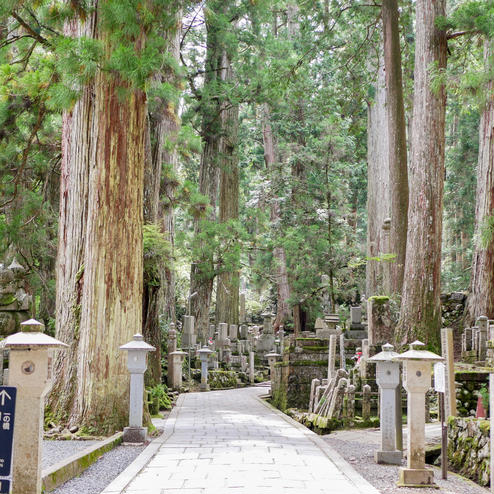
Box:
42 433 123 492
100 395 184 494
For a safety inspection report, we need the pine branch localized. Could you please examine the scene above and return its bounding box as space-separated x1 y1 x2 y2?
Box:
11 12 51 46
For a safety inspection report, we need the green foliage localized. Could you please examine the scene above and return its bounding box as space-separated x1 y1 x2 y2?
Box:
143 224 171 284
146 384 172 414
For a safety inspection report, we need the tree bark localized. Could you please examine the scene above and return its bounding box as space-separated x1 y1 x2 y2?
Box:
466 39 494 322
215 55 240 326
263 104 291 329
142 20 181 387
382 0 409 294
190 0 230 341
366 60 390 297
396 0 447 348
49 16 93 423
51 4 147 433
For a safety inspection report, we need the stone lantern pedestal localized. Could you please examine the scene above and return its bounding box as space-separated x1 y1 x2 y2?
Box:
1 318 67 494
265 350 280 392
368 343 402 465
119 334 155 443
198 346 213 391
395 341 444 488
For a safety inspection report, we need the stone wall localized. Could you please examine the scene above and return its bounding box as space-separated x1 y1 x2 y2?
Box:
448 417 490 486
455 371 489 416
271 337 329 411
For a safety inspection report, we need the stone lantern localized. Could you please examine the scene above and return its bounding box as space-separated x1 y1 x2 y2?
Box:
265 350 280 389
368 343 402 465
394 341 444 487
197 346 213 391
1 318 67 494
119 334 155 443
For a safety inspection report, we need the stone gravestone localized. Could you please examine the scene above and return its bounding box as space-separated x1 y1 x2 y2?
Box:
239 292 246 323
339 333 346 370
327 335 337 380
182 315 196 348
346 306 368 340
440 328 457 417
228 324 238 341
257 313 275 353
0 259 32 337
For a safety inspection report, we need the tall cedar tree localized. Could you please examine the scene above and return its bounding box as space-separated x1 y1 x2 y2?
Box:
396 0 447 348
467 39 494 322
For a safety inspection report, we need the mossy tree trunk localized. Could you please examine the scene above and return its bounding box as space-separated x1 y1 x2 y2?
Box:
382 0 409 295
467 39 494 323
51 3 147 434
396 0 447 348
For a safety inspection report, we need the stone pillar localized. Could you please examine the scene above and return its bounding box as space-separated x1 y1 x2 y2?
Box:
347 384 355 419
224 337 232 365
339 333 346 370
362 384 371 421
381 218 391 294
2 319 67 494
198 347 213 391
229 324 238 341
309 378 321 413
440 328 457 417
396 341 443 488
249 351 255 384
239 292 246 323
120 334 156 443
328 335 336 380
182 315 196 348
169 351 186 390
477 316 489 361
369 343 402 464
350 306 362 325
167 323 177 388
361 338 369 379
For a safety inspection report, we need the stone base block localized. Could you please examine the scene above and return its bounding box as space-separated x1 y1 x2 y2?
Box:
397 467 437 488
346 330 368 340
375 449 402 465
200 382 210 392
123 426 147 444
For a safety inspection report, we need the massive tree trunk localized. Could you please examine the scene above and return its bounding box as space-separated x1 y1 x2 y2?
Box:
382 0 408 294
215 56 240 326
190 0 229 341
142 21 181 386
467 39 494 322
49 16 92 423
52 4 147 433
366 60 390 297
263 104 291 329
396 0 447 348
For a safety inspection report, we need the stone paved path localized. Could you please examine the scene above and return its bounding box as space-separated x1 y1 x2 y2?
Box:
109 387 379 494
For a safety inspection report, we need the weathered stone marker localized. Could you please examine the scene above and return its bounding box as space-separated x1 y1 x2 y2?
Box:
395 341 443 488
1 319 67 494
120 334 155 443
197 346 213 391
168 350 186 390
440 327 457 417
368 343 402 465
339 333 346 370
182 315 196 348
249 351 255 384
327 334 337 380
265 350 280 393
228 324 238 341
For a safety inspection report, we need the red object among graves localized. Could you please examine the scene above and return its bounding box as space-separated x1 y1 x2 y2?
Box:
476 395 487 419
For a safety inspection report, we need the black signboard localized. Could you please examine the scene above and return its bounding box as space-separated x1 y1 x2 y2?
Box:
0 479 10 494
0 386 16 481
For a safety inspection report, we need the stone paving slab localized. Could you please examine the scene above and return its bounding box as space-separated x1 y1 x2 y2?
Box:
110 387 380 494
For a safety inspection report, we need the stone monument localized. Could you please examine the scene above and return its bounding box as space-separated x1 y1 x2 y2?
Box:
0 259 32 337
